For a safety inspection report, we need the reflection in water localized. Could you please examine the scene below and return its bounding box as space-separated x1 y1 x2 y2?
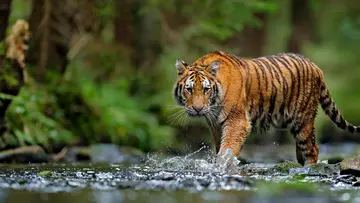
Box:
2 189 360 203
92 190 124 203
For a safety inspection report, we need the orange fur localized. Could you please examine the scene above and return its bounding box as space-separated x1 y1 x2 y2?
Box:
173 51 360 166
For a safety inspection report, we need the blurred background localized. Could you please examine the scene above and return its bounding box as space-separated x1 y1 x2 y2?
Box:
1 0 360 158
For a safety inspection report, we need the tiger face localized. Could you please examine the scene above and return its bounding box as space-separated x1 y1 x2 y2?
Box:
173 59 221 117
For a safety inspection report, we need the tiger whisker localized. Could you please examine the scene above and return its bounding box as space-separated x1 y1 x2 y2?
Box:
167 109 186 126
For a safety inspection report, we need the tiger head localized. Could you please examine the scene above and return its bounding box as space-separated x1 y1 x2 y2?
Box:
173 59 222 117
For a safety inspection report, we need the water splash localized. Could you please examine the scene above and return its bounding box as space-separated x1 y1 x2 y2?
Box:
215 149 240 174
142 147 241 174
143 146 219 173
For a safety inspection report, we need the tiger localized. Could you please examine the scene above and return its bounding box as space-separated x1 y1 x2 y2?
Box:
173 50 360 166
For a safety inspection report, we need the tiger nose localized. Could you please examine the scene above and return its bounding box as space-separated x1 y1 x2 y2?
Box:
193 106 204 113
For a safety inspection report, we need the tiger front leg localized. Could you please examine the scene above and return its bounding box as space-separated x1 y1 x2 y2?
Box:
216 115 251 166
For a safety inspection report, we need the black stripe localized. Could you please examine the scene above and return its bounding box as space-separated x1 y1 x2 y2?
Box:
348 125 355 133
273 56 296 114
320 96 331 106
229 53 244 68
252 61 264 118
320 83 326 91
253 59 269 90
298 140 307 145
265 57 288 98
264 57 288 115
331 107 338 122
219 53 245 93
174 85 179 97
178 84 183 96
266 59 277 116
300 58 310 113
267 58 282 116
269 86 277 116
217 51 238 68
291 122 304 135
299 60 313 112
338 116 347 129
289 54 306 117
286 56 302 118
243 61 252 98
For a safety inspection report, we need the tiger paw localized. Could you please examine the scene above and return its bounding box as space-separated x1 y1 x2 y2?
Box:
216 148 240 174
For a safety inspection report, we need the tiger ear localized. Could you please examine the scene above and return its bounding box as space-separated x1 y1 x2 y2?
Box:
207 61 220 75
175 59 187 75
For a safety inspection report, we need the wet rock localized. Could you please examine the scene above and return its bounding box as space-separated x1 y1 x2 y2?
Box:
306 163 340 176
340 156 360 176
197 179 211 187
286 163 339 176
223 175 254 186
64 144 146 164
239 163 275 175
273 161 302 174
326 156 344 165
336 175 357 185
151 171 175 181
352 181 360 187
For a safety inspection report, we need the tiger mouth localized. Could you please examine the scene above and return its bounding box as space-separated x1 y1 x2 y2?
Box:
186 109 209 117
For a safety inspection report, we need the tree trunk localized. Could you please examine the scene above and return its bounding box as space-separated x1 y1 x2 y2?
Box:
28 0 96 82
114 0 133 50
0 0 14 136
0 0 12 42
225 13 266 58
114 0 161 70
287 0 316 52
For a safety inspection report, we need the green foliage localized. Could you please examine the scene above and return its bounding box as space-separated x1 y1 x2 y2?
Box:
6 84 75 147
4 0 360 153
143 0 276 41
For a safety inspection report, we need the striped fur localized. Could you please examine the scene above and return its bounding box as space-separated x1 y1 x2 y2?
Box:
173 50 360 166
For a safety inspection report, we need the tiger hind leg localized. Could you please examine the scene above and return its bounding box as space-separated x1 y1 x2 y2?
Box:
291 121 319 166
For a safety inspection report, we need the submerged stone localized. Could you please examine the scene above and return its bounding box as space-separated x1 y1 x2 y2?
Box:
306 163 340 176
326 156 344 164
273 161 302 174
340 156 360 176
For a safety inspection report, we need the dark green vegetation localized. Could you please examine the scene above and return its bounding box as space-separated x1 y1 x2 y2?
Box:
1 0 360 154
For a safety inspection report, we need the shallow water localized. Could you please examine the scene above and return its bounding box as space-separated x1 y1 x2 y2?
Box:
0 144 359 203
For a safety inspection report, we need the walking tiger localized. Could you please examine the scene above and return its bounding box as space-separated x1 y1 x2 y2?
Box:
173 50 360 165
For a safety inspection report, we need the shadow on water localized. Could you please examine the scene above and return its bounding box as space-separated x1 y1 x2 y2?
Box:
0 143 359 203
